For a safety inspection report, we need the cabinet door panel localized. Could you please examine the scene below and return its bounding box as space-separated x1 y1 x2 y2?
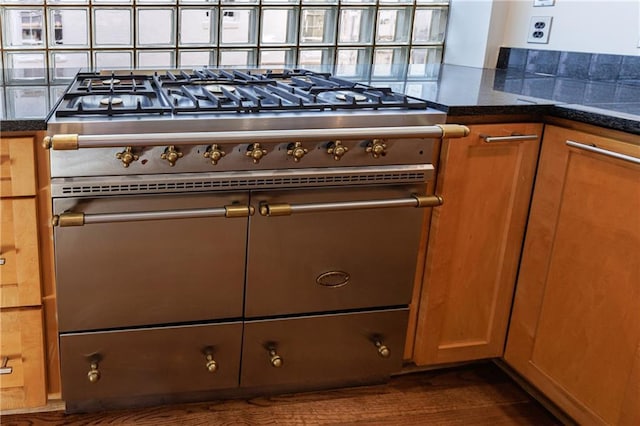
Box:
0 137 37 197
505 125 640 425
413 123 542 365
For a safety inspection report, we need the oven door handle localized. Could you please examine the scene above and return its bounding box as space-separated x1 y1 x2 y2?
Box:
258 194 443 217
42 125 470 150
53 205 254 227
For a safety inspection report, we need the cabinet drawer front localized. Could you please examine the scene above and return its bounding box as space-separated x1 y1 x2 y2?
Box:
0 198 42 308
59 322 242 403
0 137 37 198
0 308 46 410
240 309 408 388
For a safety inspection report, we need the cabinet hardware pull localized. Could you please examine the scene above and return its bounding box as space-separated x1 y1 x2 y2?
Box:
0 357 12 375
0 257 5 266
43 125 470 150
566 140 640 165
259 194 443 216
374 341 391 358
53 205 254 227
481 134 539 143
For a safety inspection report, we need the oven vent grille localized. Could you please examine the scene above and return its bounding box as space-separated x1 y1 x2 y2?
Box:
58 171 428 196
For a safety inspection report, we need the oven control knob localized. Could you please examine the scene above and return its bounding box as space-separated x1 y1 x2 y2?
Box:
246 143 268 164
115 146 139 167
327 140 349 161
161 145 183 167
287 142 309 162
87 362 100 383
205 353 218 373
374 340 391 358
204 144 226 165
268 348 283 368
365 139 387 159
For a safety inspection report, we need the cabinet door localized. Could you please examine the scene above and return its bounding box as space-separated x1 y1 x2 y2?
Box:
0 197 42 308
504 125 640 425
0 308 47 410
0 137 37 197
413 123 542 365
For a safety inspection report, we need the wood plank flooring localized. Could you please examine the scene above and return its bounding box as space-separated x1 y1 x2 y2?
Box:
1 362 561 425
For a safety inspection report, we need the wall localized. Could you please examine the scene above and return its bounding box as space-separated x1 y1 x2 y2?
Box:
444 0 640 68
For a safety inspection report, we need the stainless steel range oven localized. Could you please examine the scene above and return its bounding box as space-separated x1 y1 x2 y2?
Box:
44 69 468 412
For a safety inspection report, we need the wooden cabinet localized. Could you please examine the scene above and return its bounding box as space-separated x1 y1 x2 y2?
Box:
504 124 640 425
411 123 542 366
0 135 47 410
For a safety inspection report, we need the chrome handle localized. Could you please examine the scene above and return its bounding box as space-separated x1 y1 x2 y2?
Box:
53 205 255 226
0 357 13 375
566 140 640 165
481 134 539 143
43 125 470 150
259 194 442 216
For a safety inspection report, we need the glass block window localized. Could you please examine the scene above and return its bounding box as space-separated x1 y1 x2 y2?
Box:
0 0 449 83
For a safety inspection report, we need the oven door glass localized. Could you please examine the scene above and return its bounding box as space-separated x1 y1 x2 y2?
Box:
53 192 248 332
246 185 425 317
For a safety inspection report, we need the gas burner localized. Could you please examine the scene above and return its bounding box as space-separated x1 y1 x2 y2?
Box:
100 97 123 106
205 84 236 94
334 91 368 102
103 78 121 85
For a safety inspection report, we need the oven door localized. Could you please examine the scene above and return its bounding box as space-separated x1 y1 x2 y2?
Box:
53 192 248 332
246 184 429 317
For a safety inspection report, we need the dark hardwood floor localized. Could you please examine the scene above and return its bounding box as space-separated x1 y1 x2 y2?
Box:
1 362 561 425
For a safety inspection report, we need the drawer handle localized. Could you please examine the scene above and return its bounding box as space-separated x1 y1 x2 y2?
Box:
0 357 13 375
566 140 640 165
481 133 539 143
205 353 218 373
0 257 5 266
87 362 100 383
268 348 283 368
374 341 391 358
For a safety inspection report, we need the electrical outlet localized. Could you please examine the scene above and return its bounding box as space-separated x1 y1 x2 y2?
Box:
533 0 555 6
527 16 552 44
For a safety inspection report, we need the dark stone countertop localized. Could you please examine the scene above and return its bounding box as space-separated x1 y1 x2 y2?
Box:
1 65 639 135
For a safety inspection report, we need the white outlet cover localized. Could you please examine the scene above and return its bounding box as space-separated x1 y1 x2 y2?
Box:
533 0 555 6
527 16 552 44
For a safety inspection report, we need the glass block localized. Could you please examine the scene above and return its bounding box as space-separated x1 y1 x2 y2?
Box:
408 47 442 78
220 8 257 45
0 88 4 119
405 81 438 99
262 0 298 4
50 51 88 81
371 47 406 78
6 86 48 118
260 8 297 45
50 85 68 109
94 50 133 69
4 51 47 83
48 8 88 47
416 0 448 4
179 49 215 67
340 0 375 5
137 50 175 68
259 48 294 68
301 0 337 4
137 0 175 4
335 47 370 79
300 7 336 45
298 47 333 72
378 0 412 4
2 8 45 48
413 7 447 43
219 48 256 67
376 7 411 44
47 0 88 4
338 7 374 44
93 8 133 46
221 0 258 4
137 8 176 47
179 8 216 46
179 0 217 4
0 0 44 4
92 0 132 4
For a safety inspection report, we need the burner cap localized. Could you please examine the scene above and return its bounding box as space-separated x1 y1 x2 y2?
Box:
100 97 123 106
335 91 367 102
205 84 236 94
103 78 121 85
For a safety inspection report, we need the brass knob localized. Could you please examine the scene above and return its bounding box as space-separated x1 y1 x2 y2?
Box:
269 349 283 368
160 145 183 167
87 362 100 383
205 353 218 373
287 142 309 162
42 136 52 149
204 144 226 165
375 340 390 358
115 146 139 167
327 140 349 161
365 139 387 159
246 143 268 164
